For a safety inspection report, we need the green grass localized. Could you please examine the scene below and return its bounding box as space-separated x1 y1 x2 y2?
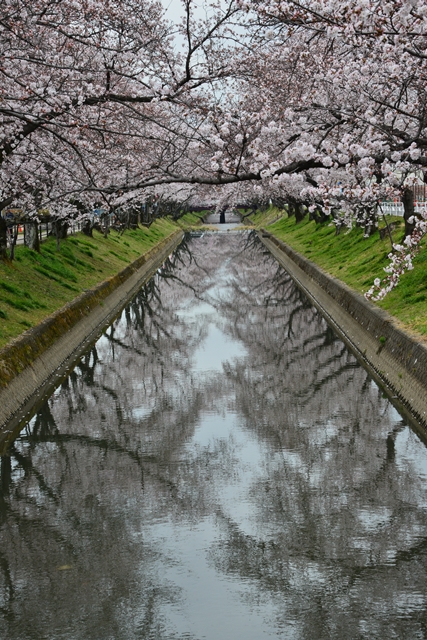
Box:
249 208 286 227
257 208 427 341
0 218 178 349
176 211 207 228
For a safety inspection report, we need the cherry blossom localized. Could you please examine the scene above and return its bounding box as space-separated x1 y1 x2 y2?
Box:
1 0 427 296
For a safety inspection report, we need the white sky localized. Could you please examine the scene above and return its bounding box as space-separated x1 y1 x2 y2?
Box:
161 0 184 23
161 0 227 25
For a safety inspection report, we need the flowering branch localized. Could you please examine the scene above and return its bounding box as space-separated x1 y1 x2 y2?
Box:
365 212 427 301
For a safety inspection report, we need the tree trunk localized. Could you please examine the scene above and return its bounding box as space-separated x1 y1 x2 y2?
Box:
24 221 40 252
9 225 18 260
82 218 93 236
51 219 65 250
103 213 110 238
60 221 68 239
402 187 416 238
55 223 61 251
130 210 139 228
295 203 307 223
219 209 226 224
309 205 329 224
0 216 8 260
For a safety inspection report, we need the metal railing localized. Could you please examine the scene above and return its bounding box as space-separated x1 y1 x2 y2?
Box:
379 201 427 217
6 220 83 247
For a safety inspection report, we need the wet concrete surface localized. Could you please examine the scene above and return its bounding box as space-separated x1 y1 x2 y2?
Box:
1 233 427 639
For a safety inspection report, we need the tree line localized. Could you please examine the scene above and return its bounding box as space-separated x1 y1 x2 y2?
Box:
1 0 427 286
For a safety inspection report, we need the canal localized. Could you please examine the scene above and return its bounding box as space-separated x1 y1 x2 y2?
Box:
1 233 427 639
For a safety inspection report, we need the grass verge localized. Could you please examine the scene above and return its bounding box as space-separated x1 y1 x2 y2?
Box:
0 218 178 349
256 208 427 341
175 210 207 228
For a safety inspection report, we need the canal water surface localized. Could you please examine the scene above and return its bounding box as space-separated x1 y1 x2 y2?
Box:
1 233 427 639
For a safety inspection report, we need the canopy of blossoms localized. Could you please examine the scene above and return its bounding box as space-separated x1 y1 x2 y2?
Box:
1 0 427 289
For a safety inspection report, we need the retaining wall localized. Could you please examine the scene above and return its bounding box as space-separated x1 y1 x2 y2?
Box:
0 230 184 447
259 229 427 434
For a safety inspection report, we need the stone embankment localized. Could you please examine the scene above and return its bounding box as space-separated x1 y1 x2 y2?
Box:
260 229 427 436
0 230 184 447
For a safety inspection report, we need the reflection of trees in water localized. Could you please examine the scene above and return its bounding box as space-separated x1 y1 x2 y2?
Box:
206 236 427 639
0 248 183 637
0 234 244 638
1 234 427 639
0 435 200 639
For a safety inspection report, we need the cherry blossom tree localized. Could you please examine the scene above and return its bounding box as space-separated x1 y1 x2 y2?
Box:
2 0 427 298
239 0 427 220
0 0 247 254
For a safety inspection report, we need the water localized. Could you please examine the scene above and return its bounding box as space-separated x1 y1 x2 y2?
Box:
1 233 427 639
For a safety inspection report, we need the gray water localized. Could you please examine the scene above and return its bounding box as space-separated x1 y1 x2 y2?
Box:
1 233 427 639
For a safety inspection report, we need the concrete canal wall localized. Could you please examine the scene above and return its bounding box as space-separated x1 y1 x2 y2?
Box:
259 230 427 435
2 225 426 447
0 230 184 445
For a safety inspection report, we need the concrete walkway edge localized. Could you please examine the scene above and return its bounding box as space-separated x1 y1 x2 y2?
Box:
259 230 427 436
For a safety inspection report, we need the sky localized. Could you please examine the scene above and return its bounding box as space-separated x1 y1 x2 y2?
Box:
161 0 184 23
161 0 228 26
162 0 206 23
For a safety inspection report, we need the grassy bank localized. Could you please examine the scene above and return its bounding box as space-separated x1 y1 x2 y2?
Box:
0 218 179 349
176 210 207 227
253 208 427 341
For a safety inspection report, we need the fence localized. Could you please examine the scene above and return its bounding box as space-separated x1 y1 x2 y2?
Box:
6 220 83 248
379 201 427 217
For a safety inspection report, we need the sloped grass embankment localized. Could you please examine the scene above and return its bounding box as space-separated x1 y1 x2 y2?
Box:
0 218 178 350
253 208 427 342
